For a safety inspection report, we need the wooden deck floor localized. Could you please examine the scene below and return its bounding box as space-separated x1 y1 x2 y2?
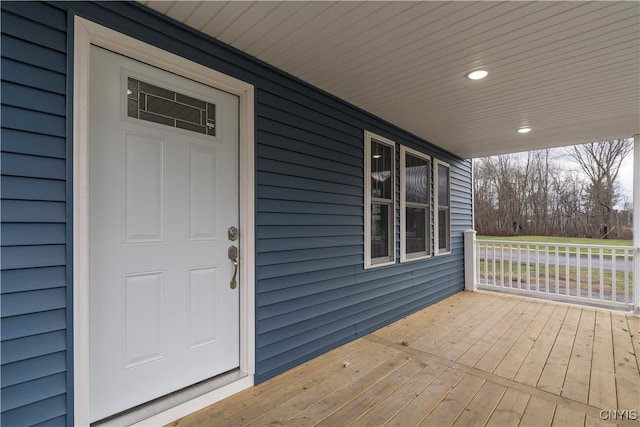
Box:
171 291 640 427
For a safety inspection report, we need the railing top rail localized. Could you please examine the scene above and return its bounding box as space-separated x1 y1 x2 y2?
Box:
475 240 632 251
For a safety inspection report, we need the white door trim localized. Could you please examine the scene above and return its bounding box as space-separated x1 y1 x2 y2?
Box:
73 16 255 426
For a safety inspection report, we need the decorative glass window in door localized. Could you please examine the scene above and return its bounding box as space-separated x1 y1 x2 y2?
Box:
127 77 216 137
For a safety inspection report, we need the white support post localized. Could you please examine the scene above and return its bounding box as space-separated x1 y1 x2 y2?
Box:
464 229 477 291
633 134 640 316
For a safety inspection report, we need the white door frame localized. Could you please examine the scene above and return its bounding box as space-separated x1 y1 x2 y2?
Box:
73 16 255 426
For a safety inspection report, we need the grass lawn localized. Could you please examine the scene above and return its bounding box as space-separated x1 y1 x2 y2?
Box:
477 235 632 246
477 235 632 257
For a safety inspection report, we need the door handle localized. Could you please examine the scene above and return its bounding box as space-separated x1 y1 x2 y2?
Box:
228 245 238 289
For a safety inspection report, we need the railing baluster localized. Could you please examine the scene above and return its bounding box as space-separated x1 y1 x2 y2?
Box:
565 246 570 297
478 243 487 285
624 248 630 305
485 242 489 285
576 247 581 299
553 246 560 295
502 243 507 288
479 242 483 285
535 244 540 293
480 242 484 286
587 248 592 300
500 243 505 288
527 243 531 291
611 248 617 303
492 243 497 287
599 247 604 301
473 239 631 309
509 243 513 288
517 243 522 290
545 245 550 294
477 242 480 284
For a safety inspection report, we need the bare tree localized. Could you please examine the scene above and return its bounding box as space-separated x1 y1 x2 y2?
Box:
473 159 496 234
567 139 632 238
479 154 530 235
526 150 552 235
474 140 631 238
551 170 587 236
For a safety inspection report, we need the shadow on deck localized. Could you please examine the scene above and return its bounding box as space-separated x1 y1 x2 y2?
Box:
170 291 640 427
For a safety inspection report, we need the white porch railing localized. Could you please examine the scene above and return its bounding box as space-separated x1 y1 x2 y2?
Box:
464 231 635 310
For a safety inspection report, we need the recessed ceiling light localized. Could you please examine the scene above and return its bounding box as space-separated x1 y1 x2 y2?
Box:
465 70 488 80
373 154 382 159
517 127 532 134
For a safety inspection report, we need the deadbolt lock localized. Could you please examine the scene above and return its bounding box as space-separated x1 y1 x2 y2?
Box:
228 226 238 241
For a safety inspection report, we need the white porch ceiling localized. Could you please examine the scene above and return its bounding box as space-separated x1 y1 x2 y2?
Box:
142 1 639 159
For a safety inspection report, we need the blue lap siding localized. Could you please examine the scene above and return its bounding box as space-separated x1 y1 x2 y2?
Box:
1 2 71 425
0 2 472 424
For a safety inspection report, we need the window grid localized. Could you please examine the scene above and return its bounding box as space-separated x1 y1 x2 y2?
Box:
434 160 451 255
400 147 431 262
365 130 451 267
364 131 396 268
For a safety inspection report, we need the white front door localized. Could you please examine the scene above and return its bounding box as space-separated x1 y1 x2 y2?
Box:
88 46 240 422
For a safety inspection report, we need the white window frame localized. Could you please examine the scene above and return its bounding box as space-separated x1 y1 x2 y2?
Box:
434 159 452 255
400 146 431 262
364 130 396 268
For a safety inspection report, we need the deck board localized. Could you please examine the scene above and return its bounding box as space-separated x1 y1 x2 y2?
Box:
519 396 555 427
629 314 640 369
589 311 617 410
418 374 485 426
536 305 582 395
437 297 520 360
513 303 569 387
175 339 377 426
170 292 640 427
243 344 401 427
292 350 413 426
457 300 533 372
373 292 470 343
484 388 531 426
492 302 555 380
384 367 466 427
561 308 595 404
450 381 506 426
405 292 507 356
552 406 586 427
474 299 542 374
611 312 640 410
315 358 423 426
349 361 447 426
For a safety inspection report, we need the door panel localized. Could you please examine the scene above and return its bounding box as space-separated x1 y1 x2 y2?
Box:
188 267 219 348
123 132 165 242
89 46 240 422
123 271 165 368
188 145 218 240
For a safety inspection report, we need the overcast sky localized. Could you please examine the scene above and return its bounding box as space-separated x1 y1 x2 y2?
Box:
489 144 634 205
553 146 633 206
618 151 633 205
